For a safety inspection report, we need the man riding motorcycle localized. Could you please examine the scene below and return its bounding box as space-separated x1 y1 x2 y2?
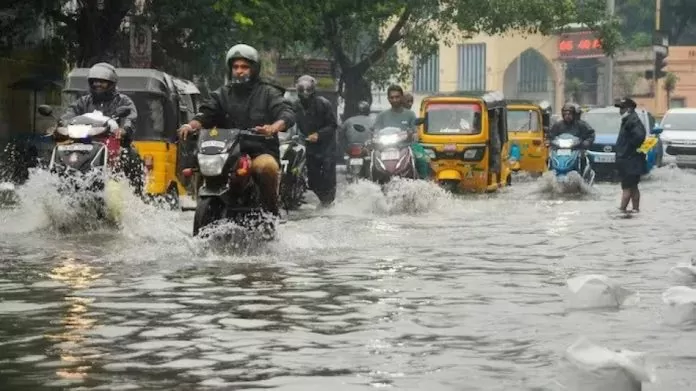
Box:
178 43 295 218
292 75 338 207
547 102 596 171
58 62 144 195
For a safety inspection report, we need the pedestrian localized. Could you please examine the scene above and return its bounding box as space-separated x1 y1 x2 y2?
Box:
614 97 646 213
293 75 338 207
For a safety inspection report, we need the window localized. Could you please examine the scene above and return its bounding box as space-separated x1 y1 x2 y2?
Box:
424 103 481 135
457 43 486 91
413 52 439 93
507 110 540 132
669 98 686 108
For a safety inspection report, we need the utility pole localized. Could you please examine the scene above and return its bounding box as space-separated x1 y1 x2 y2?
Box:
653 0 664 112
606 0 615 105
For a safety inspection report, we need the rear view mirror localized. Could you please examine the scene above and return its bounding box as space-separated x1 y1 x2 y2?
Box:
38 104 53 117
414 117 425 126
115 107 132 118
353 124 366 132
650 125 663 135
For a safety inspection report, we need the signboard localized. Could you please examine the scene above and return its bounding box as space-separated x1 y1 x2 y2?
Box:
558 31 604 59
130 25 152 68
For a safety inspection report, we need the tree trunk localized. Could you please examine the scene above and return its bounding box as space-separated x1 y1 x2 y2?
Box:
75 1 132 67
340 67 372 118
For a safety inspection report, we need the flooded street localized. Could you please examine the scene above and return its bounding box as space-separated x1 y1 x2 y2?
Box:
1 168 696 390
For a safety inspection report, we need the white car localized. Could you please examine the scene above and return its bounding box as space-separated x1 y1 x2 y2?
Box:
660 108 696 168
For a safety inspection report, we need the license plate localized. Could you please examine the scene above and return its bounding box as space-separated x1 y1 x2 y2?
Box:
677 155 696 161
444 144 457 152
57 143 93 151
381 150 400 160
594 154 615 163
201 140 226 149
349 158 363 165
556 149 571 156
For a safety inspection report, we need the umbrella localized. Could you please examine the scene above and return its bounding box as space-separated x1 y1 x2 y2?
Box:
8 75 63 133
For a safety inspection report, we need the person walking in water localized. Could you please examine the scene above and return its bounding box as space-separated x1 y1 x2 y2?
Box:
614 97 646 213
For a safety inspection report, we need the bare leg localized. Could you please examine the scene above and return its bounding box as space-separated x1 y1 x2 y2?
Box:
630 187 640 212
620 189 631 211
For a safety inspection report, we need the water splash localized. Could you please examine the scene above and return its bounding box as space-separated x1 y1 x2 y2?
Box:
535 171 596 198
331 178 455 216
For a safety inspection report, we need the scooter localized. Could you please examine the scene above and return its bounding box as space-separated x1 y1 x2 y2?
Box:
183 127 275 239
344 124 372 183
369 127 417 184
38 104 132 219
278 128 307 211
548 133 595 186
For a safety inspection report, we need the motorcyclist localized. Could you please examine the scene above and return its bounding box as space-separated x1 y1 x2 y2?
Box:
178 44 295 218
547 102 596 171
340 101 374 151
292 75 338 207
373 85 416 133
58 62 143 195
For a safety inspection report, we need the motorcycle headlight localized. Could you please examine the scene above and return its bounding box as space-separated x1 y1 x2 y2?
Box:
378 133 406 145
197 153 228 176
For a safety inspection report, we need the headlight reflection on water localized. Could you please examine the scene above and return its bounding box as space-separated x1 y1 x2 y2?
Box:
45 257 102 381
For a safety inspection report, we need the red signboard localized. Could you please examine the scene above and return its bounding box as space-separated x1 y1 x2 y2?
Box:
558 31 604 59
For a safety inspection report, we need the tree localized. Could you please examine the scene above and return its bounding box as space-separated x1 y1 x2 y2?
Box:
1 0 134 66
565 78 585 103
218 0 621 116
617 0 696 47
664 72 678 106
616 71 640 97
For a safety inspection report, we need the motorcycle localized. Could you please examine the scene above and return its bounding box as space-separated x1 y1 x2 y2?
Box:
369 127 417 184
548 133 595 186
278 128 307 211
344 124 370 183
37 104 132 219
182 128 275 238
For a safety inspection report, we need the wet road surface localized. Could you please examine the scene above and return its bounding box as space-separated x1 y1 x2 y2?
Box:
1 168 695 390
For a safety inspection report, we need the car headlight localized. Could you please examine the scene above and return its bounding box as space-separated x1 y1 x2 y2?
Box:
197 153 228 176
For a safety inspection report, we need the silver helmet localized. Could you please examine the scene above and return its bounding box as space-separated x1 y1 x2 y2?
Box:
225 44 260 85
296 75 316 100
88 62 118 84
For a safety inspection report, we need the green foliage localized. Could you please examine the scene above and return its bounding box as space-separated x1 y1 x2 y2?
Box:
616 0 696 46
664 72 678 92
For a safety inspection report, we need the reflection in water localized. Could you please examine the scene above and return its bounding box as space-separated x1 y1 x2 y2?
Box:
0 167 695 389
45 257 101 384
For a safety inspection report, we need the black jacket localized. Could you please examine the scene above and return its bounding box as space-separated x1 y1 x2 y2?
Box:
61 92 138 136
293 96 337 157
193 79 295 160
615 111 647 176
548 119 596 148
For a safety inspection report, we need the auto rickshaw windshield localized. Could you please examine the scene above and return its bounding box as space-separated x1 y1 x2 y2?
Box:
507 109 540 132
62 91 166 139
424 103 481 135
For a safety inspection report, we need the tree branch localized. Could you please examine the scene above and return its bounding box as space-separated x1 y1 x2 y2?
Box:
323 14 352 69
355 6 411 74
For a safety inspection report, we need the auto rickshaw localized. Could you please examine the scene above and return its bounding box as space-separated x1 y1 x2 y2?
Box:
62 68 199 208
506 99 552 175
416 91 513 193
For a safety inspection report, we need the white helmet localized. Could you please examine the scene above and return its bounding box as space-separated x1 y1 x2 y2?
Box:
225 44 260 85
88 62 118 84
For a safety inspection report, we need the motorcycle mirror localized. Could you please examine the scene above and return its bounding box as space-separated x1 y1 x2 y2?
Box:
115 107 132 118
37 104 53 117
353 124 366 132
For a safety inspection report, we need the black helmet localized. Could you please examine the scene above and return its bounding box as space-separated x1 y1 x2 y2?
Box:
561 102 579 114
357 101 370 115
88 62 118 100
296 75 316 100
225 44 260 85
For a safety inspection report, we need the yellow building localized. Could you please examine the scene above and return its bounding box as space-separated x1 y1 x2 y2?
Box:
398 32 566 111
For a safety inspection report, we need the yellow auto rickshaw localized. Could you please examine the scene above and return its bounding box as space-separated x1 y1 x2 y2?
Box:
506 99 552 175
62 68 200 208
416 91 513 192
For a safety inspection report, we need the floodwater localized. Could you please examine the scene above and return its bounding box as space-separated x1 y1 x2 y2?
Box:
1 167 695 390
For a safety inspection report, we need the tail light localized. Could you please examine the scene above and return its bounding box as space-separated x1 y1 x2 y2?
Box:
348 145 362 157
532 140 542 146
143 154 154 170
182 168 194 177
236 155 251 176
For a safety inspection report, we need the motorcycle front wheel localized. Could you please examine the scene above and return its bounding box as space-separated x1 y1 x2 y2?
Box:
193 197 224 236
